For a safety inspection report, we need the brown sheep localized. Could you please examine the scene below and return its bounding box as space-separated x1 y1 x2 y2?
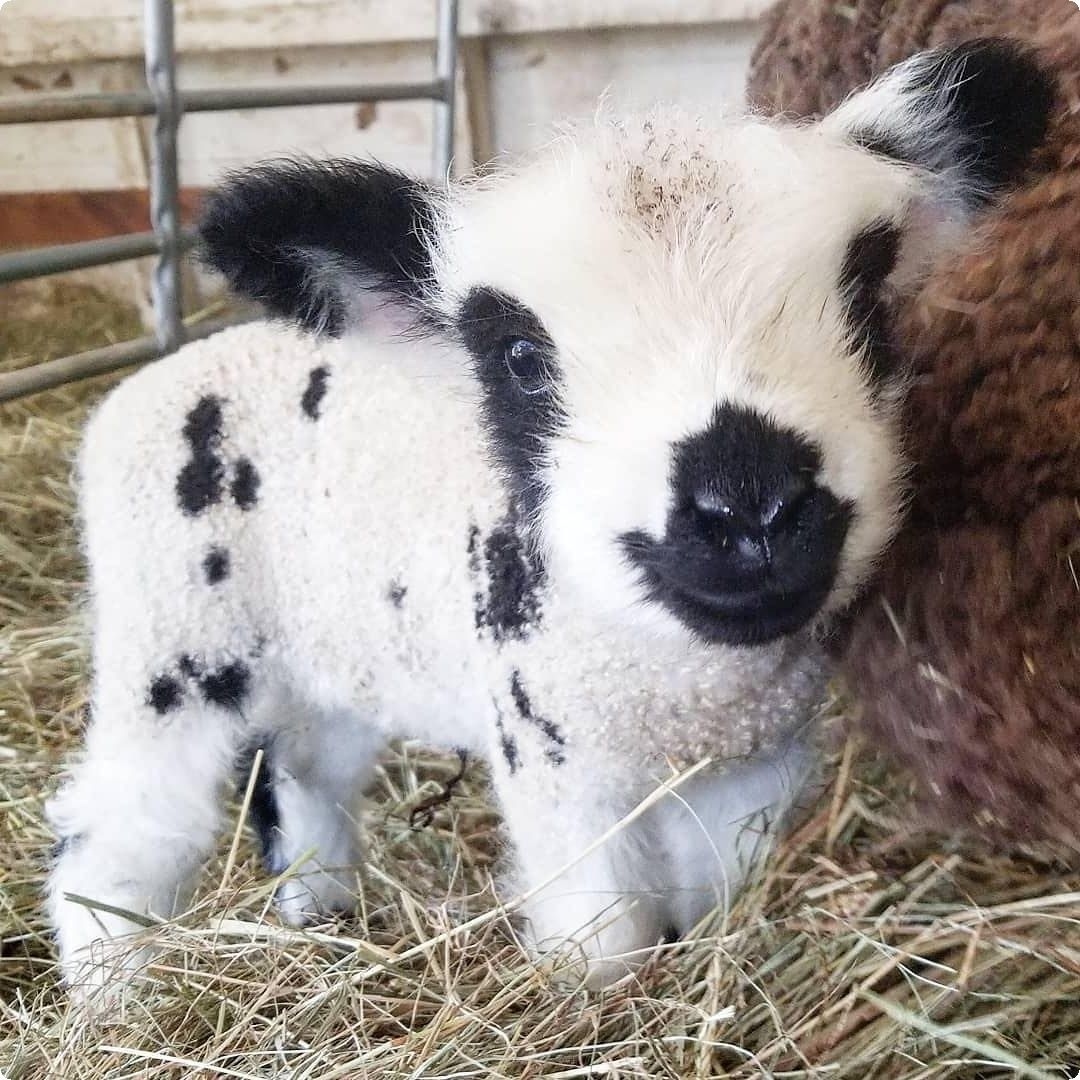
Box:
748 0 1080 852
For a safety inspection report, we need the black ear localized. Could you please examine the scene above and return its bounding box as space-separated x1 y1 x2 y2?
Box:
825 39 1055 202
198 159 438 335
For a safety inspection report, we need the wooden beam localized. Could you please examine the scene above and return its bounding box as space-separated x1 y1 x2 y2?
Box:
0 0 772 67
0 188 205 250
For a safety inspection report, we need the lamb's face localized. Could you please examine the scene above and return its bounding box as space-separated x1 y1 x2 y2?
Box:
427 119 916 643
199 39 1053 646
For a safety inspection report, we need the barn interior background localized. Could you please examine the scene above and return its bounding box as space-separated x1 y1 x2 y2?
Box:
0 0 761 401
1 2 1077 1077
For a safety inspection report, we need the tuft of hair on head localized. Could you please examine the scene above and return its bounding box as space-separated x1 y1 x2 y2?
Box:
824 38 1055 207
197 157 443 336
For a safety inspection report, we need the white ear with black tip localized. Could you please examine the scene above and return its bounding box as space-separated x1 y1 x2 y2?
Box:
822 39 1055 384
823 38 1055 207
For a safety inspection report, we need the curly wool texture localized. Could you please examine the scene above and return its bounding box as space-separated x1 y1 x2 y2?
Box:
749 0 1080 849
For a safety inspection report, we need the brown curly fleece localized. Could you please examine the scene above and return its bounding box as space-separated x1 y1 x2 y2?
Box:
749 0 1080 850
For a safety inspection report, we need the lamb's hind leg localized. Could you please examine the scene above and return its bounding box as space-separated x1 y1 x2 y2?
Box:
47 680 241 995
244 696 382 925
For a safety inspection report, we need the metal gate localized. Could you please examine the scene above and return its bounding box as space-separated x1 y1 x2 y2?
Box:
0 0 459 403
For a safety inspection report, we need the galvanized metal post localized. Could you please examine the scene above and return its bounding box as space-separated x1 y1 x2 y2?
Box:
432 0 459 182
0 230 194 285
144 0 184 353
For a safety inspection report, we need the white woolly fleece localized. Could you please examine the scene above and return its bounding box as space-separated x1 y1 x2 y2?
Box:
48 320 828 992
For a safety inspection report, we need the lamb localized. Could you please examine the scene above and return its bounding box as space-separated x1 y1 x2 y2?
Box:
749 0 1080 850
47 40 1053 996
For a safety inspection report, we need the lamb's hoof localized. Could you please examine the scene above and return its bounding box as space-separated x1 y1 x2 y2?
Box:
274 868 360 927
529 933 663 991
60 940 158 1013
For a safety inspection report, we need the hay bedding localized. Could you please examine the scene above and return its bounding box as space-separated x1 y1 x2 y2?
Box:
0 281 1077 1079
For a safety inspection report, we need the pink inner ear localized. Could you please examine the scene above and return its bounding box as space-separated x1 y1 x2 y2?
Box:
888 193 970 296
345 288 424 340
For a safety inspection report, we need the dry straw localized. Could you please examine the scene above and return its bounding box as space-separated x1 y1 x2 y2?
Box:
1 282 1077 1078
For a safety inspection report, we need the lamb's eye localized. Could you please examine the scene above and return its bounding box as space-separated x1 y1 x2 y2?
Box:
502 336 545 391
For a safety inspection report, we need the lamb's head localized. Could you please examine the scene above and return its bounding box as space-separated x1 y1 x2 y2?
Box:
200 39 1052 647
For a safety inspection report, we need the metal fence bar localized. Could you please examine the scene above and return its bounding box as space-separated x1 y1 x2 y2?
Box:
0 315 251 404
0 80 452 125
0 0 460 402
0 228 197 284
432 0 460 180
144 0 184 353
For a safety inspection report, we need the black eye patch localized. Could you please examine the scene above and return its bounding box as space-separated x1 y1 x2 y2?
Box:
457 286 563 516
839 219 902 386
458 287 555 375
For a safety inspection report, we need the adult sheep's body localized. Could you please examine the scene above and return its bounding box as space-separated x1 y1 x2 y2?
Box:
47 39 1054 997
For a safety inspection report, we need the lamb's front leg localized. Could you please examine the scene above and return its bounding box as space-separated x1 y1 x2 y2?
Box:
47 685 240 998
490 746 670 987
492 732 819 987
648 737 821 936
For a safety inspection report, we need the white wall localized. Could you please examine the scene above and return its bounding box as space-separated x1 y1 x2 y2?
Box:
487 22 761 157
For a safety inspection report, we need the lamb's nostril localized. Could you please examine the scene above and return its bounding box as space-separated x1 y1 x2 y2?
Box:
761 478 814 535
689 491 771 566
690 480 814 545
690 491 737 524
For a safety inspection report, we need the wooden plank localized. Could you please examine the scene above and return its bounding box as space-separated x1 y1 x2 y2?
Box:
0 189 204 250
0 0 774 66
0 58 148 192
461 36 494 165
175 43 473 184
1 41 473 194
